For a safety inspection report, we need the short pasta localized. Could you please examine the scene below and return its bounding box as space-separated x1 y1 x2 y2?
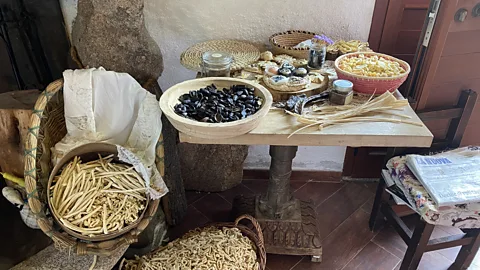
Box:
122 227 259 270
339 54 406 78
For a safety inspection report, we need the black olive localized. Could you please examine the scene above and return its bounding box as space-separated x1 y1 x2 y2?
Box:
175 84 263 123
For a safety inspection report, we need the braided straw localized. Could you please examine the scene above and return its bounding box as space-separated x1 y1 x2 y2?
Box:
269 30 317 59
180 39 260 72
24 79 164 256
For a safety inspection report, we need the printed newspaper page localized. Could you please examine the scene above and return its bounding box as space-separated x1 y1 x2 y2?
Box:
406 147 480 206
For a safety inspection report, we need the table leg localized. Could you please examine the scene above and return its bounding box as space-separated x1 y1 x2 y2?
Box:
232 145 322 261
258 146 298 219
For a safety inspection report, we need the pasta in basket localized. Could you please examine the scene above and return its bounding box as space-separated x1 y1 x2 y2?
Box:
121 226 259 270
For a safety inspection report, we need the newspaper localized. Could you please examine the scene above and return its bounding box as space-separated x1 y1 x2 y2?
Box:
406 146 480 206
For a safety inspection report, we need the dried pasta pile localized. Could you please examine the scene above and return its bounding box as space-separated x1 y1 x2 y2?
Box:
50 155 147 236
122 227 259 270
327 40 370 54
287 91 422 137
339 54 406 77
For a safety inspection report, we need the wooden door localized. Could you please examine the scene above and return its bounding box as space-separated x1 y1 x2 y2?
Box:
413 0 480 146
343 0 430 179
343 0 480 179
375 0 431 67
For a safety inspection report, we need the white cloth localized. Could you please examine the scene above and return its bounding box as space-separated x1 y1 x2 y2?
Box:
53 67 168 199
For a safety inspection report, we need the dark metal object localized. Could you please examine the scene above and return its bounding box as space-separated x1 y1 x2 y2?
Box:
0 5 23 89
0 0 53 90
273 92 329 114
232 145 322 261
472 3 480 17
454 8 468 22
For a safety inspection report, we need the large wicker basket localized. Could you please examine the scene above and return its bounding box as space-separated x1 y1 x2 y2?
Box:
24 79 165 256
120 214 266 270
269 30 317 59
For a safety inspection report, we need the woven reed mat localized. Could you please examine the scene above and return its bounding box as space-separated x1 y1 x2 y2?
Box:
180 40 260 72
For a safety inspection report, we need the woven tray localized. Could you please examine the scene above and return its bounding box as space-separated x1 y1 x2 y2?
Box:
180 39 260 72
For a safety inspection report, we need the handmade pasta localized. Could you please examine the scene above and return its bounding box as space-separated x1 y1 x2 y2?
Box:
50 155 147 237
122 227 259 270
339 54 406 77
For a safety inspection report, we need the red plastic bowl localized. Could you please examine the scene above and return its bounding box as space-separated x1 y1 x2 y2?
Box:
334 52 411 94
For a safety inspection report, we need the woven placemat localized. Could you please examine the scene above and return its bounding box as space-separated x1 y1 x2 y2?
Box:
180 40 260 72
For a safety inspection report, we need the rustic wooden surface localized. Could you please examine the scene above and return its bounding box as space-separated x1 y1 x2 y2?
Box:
180 91 433 147
0 90 40 178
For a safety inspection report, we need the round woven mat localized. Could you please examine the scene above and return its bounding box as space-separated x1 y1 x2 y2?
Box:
181 40 260 72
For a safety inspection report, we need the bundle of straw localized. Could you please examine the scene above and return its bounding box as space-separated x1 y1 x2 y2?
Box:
287 91 421 137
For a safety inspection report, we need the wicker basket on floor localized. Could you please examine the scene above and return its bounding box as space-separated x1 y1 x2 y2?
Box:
24 79 165 256
120 214 266 270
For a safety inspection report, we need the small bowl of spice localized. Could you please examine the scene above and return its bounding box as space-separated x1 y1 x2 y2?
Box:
160 77 273 139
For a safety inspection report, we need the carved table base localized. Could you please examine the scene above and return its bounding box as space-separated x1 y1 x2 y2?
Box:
232 145 322 262
232 195 322 260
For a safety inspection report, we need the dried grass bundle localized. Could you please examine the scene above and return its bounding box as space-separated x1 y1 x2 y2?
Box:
287 91 421 137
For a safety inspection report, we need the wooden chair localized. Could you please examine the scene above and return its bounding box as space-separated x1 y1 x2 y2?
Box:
369 89 479 270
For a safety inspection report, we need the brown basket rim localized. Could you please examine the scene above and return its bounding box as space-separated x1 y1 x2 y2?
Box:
269 30 318 51
334 52 411 81
24 79 163 256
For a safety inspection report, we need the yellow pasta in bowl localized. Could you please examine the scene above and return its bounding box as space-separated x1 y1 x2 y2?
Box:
338 54 406 78
334 52 411 94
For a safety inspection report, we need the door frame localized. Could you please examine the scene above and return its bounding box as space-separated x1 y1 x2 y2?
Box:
342 0 457 179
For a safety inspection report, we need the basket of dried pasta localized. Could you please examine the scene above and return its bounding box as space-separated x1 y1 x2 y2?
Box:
24 79 165 256
335 52 410 94
119 214 266 270
47 143 150 242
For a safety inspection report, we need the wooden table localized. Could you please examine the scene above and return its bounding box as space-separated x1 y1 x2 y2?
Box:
179 91 433 262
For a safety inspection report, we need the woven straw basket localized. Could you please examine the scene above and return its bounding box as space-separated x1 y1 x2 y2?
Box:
120 214 266 270
24 79 164 256
334 52 411 94
269 30 317 59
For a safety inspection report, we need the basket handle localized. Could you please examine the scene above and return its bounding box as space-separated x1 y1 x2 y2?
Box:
235 214 266 268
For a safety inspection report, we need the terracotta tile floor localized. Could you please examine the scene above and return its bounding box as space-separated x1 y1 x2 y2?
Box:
172 180 480 270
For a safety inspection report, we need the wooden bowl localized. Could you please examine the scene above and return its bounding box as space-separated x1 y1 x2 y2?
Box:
334 52 411 94
47 142 149 242
160 77 273 139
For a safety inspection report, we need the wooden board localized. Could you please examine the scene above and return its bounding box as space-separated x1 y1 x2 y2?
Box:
265 76 329 102
0 90 40 178
179 91 433 147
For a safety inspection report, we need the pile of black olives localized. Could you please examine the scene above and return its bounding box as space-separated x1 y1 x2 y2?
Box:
174 84 263 123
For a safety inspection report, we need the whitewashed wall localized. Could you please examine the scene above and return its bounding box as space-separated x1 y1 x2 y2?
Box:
59 0 375 172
